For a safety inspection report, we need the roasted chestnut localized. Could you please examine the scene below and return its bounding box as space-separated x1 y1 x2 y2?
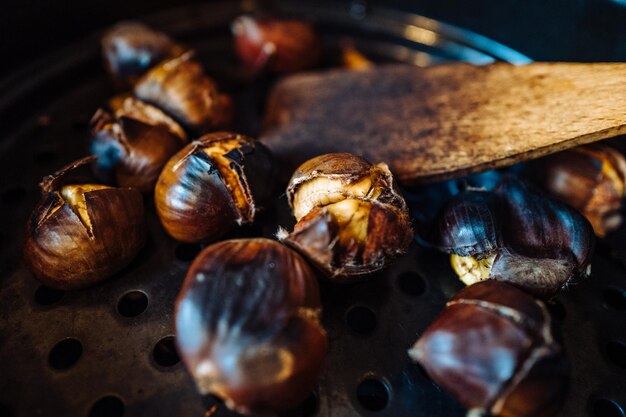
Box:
409 280 568 417
231 15 321 74
134 53 222 134
23 157 146 290
90 96 187 193
429 176 594 298
175 238 327 415
279 153 412 281
102 21 185 88
155 132 274 243
531 144 626 237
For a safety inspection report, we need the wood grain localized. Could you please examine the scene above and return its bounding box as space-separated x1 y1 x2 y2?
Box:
260 63 626 185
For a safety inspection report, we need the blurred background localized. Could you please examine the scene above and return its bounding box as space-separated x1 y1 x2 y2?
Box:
3 0 626 78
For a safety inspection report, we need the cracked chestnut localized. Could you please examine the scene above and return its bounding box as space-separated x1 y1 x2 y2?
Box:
279 153 412 281
155 132 274 243
232 16 321 74
430 176 594 298
409 280 568 417
102 21 185 88
532 144 626 237
23 157 146 290
134 53 222 134
175 238 327 415
90 96 187 193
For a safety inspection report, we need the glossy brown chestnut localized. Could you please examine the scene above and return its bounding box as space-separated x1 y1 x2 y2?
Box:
231 15 321 74
533 144 626 237
134 53 222 134
90 96 187 193
155 132 274 243
409 280 568 417
102 21 185 88
430 176 595 298
279 153 412 281
23 157 146 290
175 238 327 415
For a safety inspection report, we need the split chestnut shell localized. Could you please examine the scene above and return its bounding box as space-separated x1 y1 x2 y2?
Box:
175 238 327 415
409 281 568 417
23 157 146 290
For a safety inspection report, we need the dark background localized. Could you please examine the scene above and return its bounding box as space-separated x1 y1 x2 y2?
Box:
3 0 626 79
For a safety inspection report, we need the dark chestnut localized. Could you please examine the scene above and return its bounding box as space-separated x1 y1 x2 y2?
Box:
175 238 327 415
231 16 321 74
90 96 187 193
23 157 146 290
102 21 185 88
155 132 274 243
429 176 594 298
134 53 222 134
531 144 626 237
409 280 568 417
279 153 412 281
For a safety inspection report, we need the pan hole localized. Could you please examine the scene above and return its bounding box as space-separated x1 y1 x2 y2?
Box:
174 243 202 262
117 290 148 318
0 403 13 417
547 300 566 321
356 377 390 411
346 306 377 335
1 186 26 205
606 341 626 368
283 392 319 417
89 396 125 417
153 336 180 367
35 285 65 305
34 150 58 166
397 272 426 296
592 398 624 417
603 287 626 311
49 338 82 370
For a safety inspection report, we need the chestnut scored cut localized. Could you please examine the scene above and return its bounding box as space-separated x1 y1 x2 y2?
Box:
430 176 595 298
155 132 274 243
175 238 327 415
90 96 187 193
232 15 321 74
23 156 146 290
533 144 626 237
280 153 412 281
102 21 185 88
134 52 222 135
409 280 568 417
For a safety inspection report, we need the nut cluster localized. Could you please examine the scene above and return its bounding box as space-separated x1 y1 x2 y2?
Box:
409 280 568 417
430 176 595 298
279 153 413 281
155 132 274 243
175 238 327 415
23 157 146 290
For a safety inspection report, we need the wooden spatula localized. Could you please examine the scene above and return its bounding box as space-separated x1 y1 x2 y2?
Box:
260 63 626 185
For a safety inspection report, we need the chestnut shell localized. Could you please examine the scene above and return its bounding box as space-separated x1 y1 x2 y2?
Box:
23 157 146 290
409 281 568 417
175 238 327 415
154 132 274 243
430 176 595 298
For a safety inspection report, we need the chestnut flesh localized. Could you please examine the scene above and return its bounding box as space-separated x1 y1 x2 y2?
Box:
279 153 412 281
430 176 594 298
175 238 327 415
531 144 626 237
102 21 185 88
155 132 274 243
409 280 568 417
90 96 187 193
134 52 222 134
231 15 321 74
23 156 146 290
